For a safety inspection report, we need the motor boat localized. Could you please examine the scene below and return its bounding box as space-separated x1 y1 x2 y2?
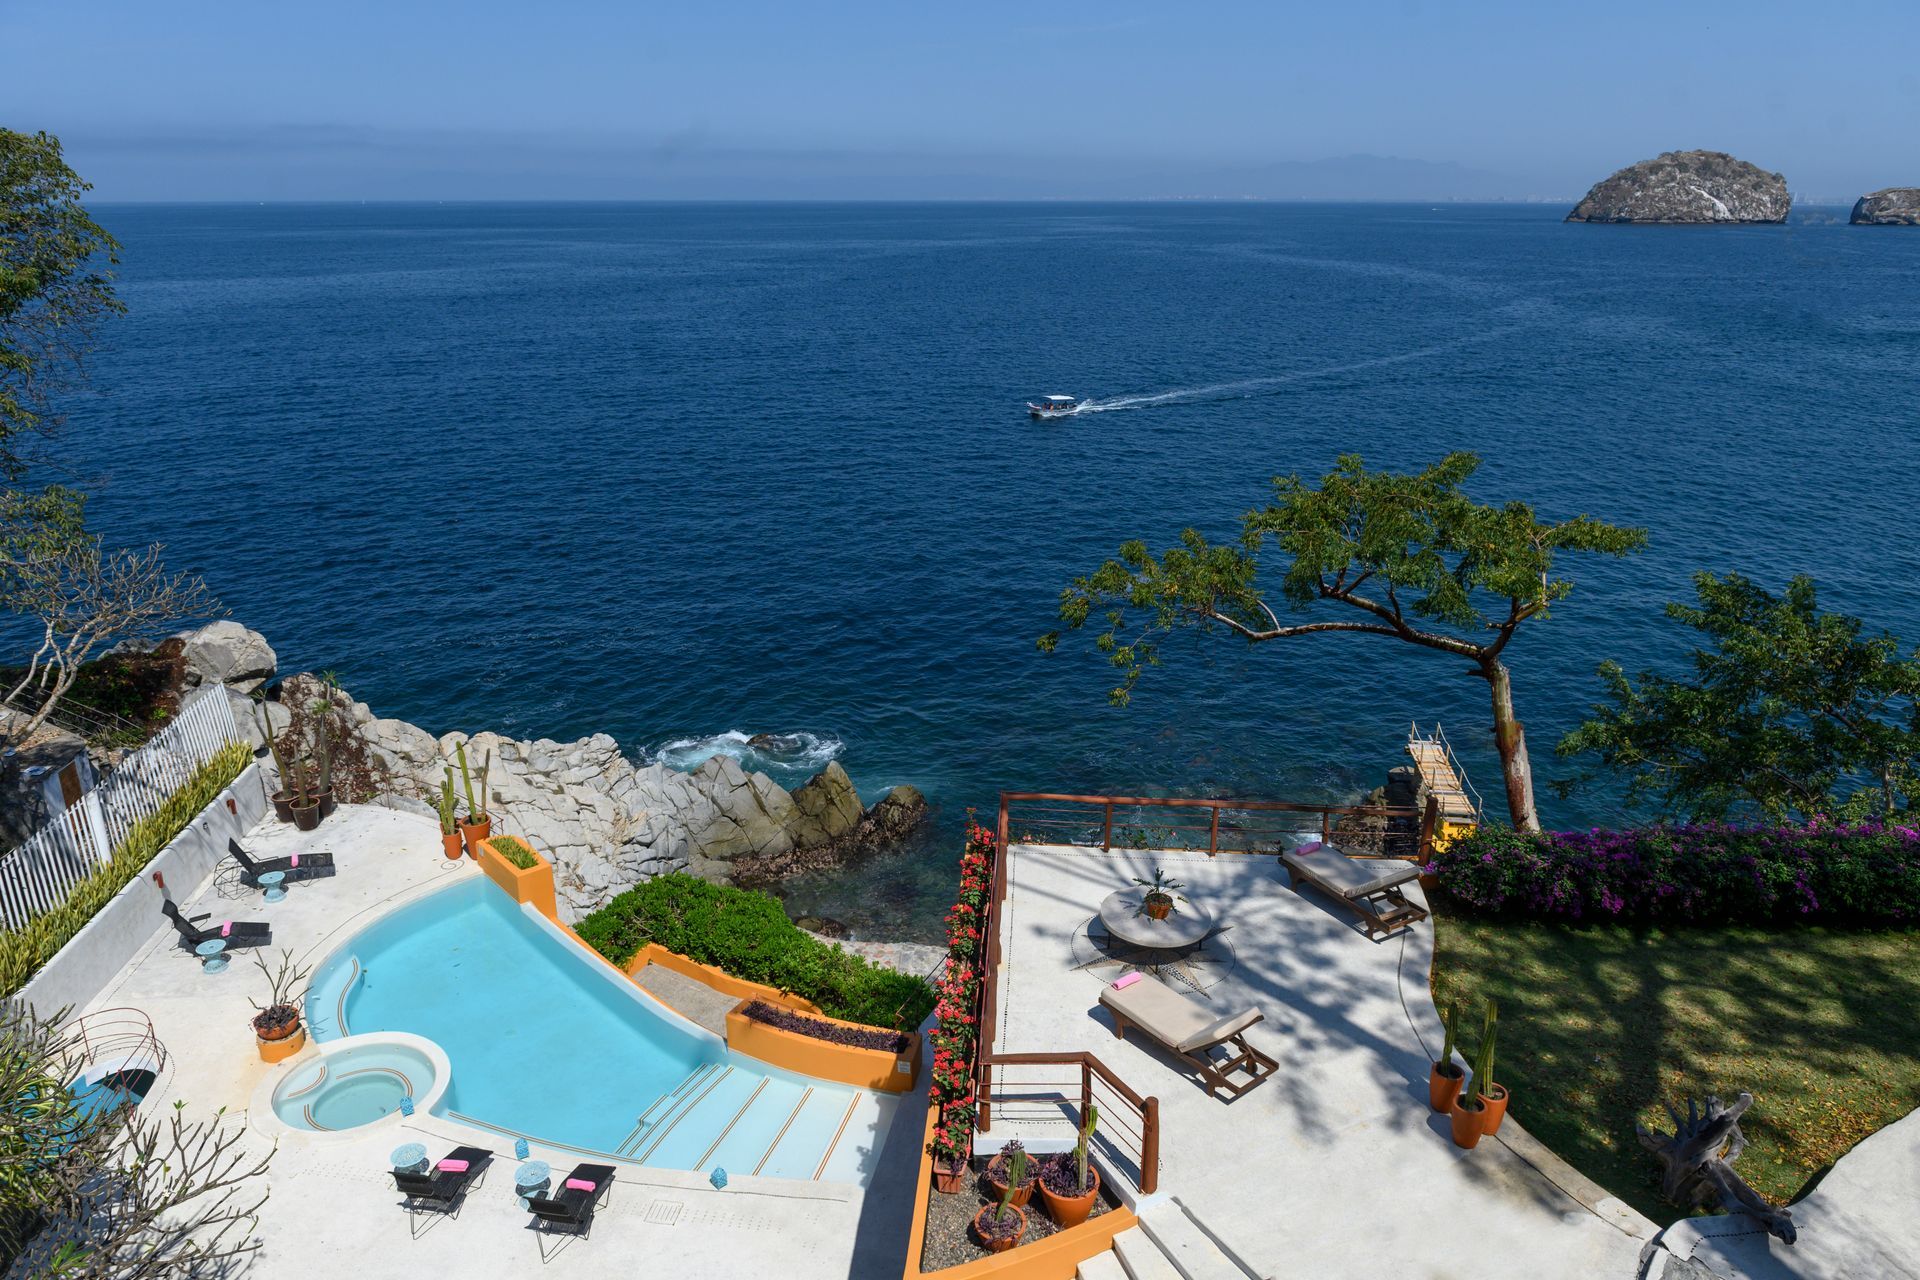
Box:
1027 394 1081 419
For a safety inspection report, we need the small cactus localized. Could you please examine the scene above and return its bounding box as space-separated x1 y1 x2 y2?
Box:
437 768 458 835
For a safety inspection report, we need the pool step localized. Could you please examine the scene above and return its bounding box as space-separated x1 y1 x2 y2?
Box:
624 1060 869 1182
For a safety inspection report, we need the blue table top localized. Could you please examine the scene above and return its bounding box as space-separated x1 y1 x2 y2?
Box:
514 1160 552 1186
390 1142 428 1169
257 871 286 886
193 939 226 957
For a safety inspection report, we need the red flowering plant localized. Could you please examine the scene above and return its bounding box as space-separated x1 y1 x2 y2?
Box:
925 818 1001 1163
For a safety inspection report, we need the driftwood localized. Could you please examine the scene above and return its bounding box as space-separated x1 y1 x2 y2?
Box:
1636 1092 1796 1245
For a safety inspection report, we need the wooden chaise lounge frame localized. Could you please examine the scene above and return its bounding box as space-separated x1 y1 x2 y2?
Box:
1279 844 1428 940
1098 973 1279 1099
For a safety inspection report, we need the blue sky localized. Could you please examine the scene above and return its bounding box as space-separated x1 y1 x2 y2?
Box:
3 0 1913 201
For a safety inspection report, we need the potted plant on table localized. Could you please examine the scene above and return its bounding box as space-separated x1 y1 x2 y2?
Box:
1428 1001 1465 1113
436 767 463 861
1131 868 1186 921
250 950 314 1064
455 741 492 857
971 1147 1029 1254
1038 1104 1101 1228
984 1138 1038 1207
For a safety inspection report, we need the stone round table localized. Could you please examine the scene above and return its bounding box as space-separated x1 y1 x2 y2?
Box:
1097 890 1214 952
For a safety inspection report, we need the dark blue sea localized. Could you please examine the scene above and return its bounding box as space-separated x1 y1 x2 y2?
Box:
57 203 1920 938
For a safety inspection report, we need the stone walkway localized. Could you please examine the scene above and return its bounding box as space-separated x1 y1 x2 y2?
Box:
632 963 741 1036
807 932 945 982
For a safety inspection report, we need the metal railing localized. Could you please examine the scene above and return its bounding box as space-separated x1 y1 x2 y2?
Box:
999 791 1439 860
978 1052 1160 1196
3 691 149 747
1408 720 1484 823
60 1006 169 1077
0 689 241 929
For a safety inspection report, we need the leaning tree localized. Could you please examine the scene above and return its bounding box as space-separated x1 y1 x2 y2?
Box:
1040 452 1647 832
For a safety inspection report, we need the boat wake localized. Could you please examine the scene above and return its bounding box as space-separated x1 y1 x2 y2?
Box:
649 729 844 779
1063 326 1523 416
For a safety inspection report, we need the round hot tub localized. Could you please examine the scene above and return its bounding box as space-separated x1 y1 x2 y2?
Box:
264 1033 449 1133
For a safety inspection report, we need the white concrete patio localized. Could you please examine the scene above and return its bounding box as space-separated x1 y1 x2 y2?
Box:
992 844 1654 1279
71 803 925 1279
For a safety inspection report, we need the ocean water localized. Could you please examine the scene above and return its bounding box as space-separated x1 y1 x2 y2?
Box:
53 202 1920 940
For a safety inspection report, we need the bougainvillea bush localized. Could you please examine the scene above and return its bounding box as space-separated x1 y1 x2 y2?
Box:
1430 820 1920 926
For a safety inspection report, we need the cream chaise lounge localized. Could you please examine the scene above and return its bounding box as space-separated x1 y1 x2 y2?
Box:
1098 972 1278 1099
1278 842 1428 940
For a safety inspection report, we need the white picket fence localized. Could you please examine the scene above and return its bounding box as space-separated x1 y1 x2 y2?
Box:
0 689 242 930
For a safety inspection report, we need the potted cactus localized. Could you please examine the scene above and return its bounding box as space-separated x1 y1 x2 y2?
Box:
1450 1007 1496 1150
455 741 492 857
309 675 338 819
286 756 321 833
436 767 463 861
1038 1104 1101 1228
250 950 313 1063
1131 867 1186 921
983 1138 1038 1207
255 697 297 824
1429 1001 1465 1113
1477 1001 1508 1135
971 1147 1029 1254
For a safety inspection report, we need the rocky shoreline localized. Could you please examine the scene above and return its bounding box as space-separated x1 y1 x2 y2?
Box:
173 622 928 927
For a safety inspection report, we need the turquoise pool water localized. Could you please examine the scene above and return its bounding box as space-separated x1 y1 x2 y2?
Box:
306 878 885 1181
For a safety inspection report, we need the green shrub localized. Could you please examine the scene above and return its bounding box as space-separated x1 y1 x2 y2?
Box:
0 740 252 997
575 873 935 1031
489 835 538 870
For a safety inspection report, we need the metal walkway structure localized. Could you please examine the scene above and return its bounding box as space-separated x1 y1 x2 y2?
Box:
1407 722 1482 828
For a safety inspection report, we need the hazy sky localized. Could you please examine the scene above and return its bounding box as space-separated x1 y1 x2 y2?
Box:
4 0 1914 201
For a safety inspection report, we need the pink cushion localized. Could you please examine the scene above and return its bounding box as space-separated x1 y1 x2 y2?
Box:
564 1178 596 1192
220 922 233 937
289 854 299 866
1111 972 1143 990
1297 841 1323 854
437 1159 468 1172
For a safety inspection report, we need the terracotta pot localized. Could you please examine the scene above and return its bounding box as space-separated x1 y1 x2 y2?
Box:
440 831 465 861
313 787 336 819
1481 1083 1509 1136
984 1154 1037 1207
459 816 493 858
1428 1062 1464 1114
931 1158 967 1195
270 791 296 824
1450 1097 1487 1149
257 1022 306 1064
1037 1165 1100 1229
290 802 321 833
1142 895 1173 921
970 1204 1026 1254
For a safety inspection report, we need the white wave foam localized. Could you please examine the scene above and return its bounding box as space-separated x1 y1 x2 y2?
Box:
650 729 844 777
1063 325 1526 417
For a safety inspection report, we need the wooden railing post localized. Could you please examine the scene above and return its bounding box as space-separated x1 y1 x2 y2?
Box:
1208 806 1219 856
1141 1095 1160 1195
1102 802 1113 851
1419 794 1440 860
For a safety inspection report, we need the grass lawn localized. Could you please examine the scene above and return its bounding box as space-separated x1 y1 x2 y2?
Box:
1431 913 1920 1224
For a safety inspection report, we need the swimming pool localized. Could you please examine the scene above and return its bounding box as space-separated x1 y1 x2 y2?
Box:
305 877 887 1183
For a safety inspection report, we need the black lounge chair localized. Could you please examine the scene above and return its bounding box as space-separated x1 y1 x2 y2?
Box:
161 899 270 952
526 1162 615 1247
228 837 336 886
392 1146 494 1232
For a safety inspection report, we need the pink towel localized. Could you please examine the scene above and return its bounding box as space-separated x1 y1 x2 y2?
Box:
1297 841 1323 854
1111 972 1143 990
437 1159 468 1173
289 854 299 867
564 1178 596 1192
220 922 233 938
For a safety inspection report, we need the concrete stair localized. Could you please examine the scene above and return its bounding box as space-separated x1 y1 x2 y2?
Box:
1111 1226 1183 1280
1135 1201 1260 1280
1075 1250 1129 1280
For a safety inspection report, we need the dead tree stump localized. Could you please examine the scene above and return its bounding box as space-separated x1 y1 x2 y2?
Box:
1636 1092 1796 1245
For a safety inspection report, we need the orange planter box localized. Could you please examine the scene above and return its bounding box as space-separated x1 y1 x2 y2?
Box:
724 1001 921 1094
476 836 558 921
